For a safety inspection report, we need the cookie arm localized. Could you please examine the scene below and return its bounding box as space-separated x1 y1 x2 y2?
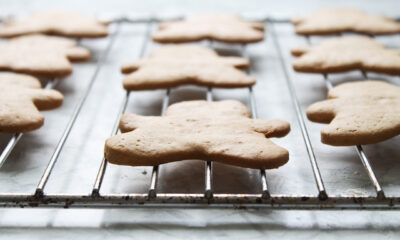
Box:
291 46 310 57
220 56 250 69
66 46 91 62
306 99 337 124
248 21 265 31
30 89 64 110
119 114 161 133
121 60 144 74
252 119 290 137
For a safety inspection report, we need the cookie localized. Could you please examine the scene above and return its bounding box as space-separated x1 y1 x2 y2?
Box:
152 13 264 43
0 10 108 38
105 100 290 169
121 45 255 90
0 34 90 78
292 8 400 35
291 36 400 75
307 81 400 146
0 72 63 133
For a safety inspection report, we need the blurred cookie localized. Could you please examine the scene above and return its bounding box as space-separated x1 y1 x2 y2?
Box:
0 10 108 38
0 34 90 78
307 81 400 146
292 8 400 35
121 45 255 90
105 100 290 169
152 13 264 43
291 36 400 75
0 72 63 133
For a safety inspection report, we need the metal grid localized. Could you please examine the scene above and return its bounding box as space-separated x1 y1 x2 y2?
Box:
0 16 399 209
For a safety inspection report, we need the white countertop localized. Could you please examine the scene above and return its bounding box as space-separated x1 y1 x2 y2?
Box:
0 0 400 239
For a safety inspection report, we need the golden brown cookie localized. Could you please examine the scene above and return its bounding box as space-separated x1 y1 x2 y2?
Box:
152 13 264 43
0 34 90 78
291 36 400 75
105 100 290 169
121 45 255 90
0 10 108 38
307 81 400 146
0 72 64 133
292 8 400 35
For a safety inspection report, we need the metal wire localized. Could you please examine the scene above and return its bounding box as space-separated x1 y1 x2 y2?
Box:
92 21 154 196
270 22 328 200
205 87 213 199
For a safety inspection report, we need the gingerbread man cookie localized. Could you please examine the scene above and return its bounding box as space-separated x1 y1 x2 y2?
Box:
105 100 290 169
0 10 108 38
292 8 400 36
152 13 264 43
0 34 90 78
307 81 400 146
291 36 400 75
121 45 255 90
0 72 63 133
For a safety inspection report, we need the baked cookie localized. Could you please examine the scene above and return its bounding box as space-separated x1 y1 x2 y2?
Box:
121 45 255 90
0 72 63 133
152 13 264 43
0 34 90 78
0 10 108 38
291 36 400 75
292 8 400 35
105 100 290 169
307 81 400 146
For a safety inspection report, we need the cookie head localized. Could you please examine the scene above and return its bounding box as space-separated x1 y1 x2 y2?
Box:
0 10 108 38
307 81 400 146
293 8 400 35
152 13 264 43
0 34 90 78
291 36 400 75
0 72 64 133
121 45 255 90
105 100 290 169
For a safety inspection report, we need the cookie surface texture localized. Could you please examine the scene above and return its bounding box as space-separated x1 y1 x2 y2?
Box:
0 10 108 38
121 45 255 90
0 34 90 78
152 13 264 43
292 8 400 35
105 100 290 169
0 72 64 133
291 36 400 75
307 81 400 146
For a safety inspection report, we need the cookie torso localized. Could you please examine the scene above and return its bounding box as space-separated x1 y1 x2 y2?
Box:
293 8 400 35
0 72 64 133
152 13 264 43
121 45 255 90
291 36 400 75
105 100 290 169
0 10 108 38
0 34 90 78
307 81 400 146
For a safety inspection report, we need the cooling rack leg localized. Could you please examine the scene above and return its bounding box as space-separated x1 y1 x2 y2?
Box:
92 21 154 196
148 89 171 199
242 42 271 199
270 22 328 200
204 87 214 199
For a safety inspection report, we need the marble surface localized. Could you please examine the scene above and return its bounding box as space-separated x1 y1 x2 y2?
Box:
0 0 400 239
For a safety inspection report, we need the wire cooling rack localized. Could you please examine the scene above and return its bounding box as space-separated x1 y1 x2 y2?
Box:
0 15 399 209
